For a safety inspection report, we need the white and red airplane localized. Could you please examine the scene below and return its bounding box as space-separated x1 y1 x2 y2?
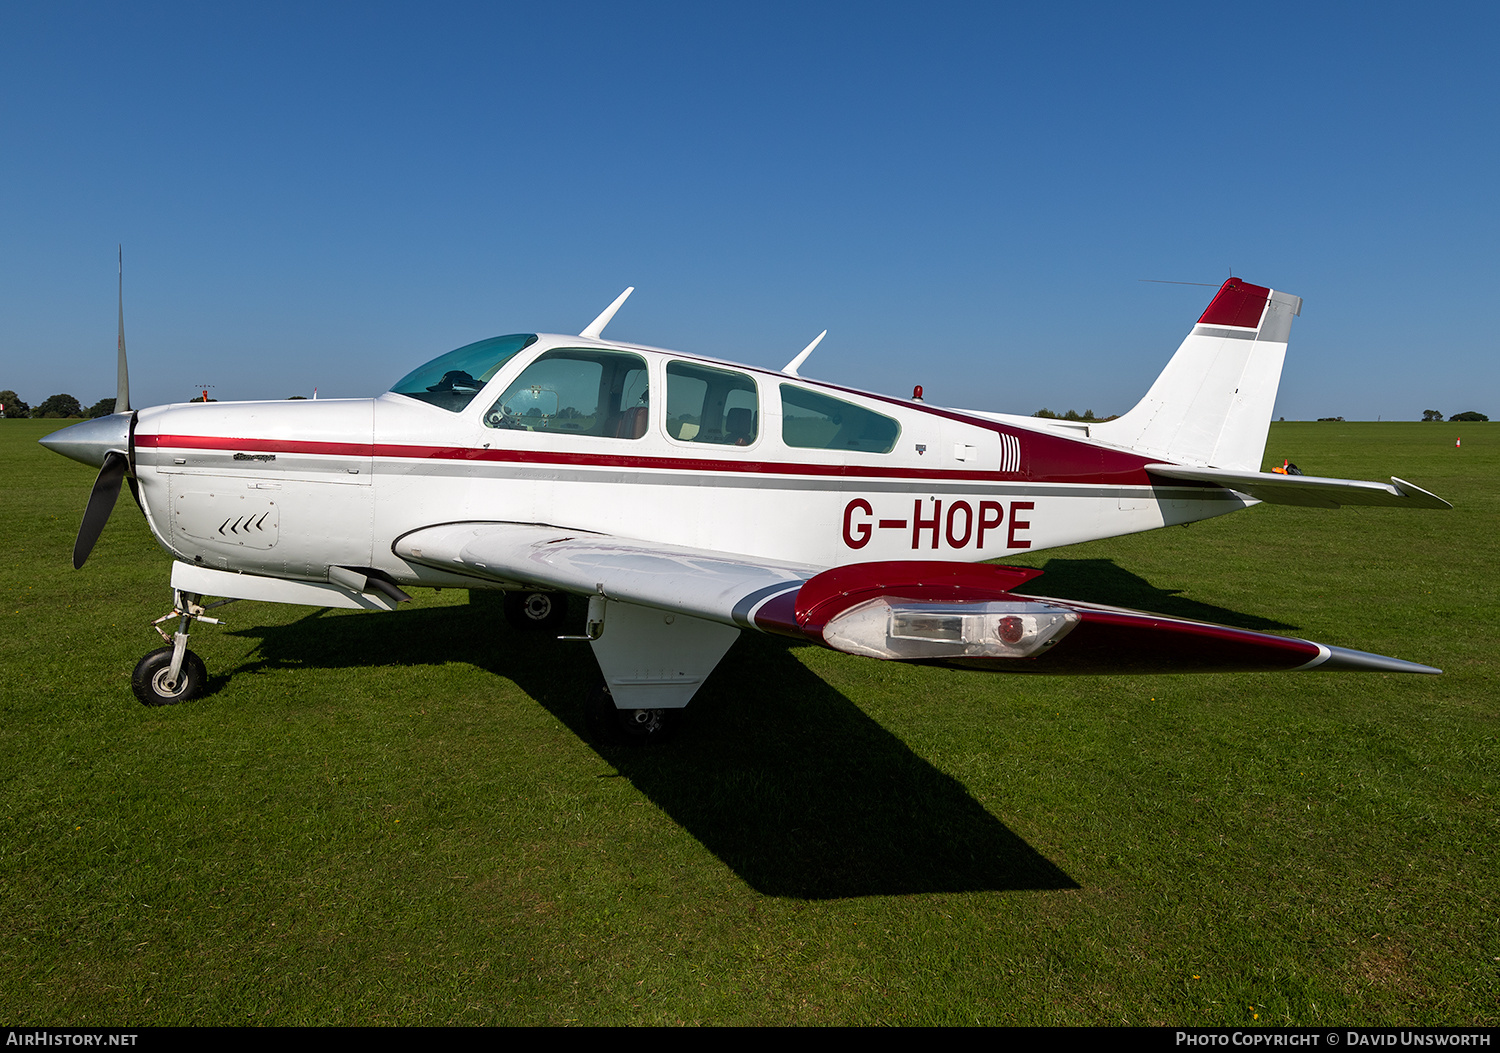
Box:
41 274 1449 740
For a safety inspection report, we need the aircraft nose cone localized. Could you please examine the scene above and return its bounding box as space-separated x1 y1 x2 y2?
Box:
38 412 132 469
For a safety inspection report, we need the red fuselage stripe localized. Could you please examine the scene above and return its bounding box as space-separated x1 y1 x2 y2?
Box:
137 432 1163 486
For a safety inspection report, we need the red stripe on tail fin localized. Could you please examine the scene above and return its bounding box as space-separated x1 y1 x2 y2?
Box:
1198 278 1270 329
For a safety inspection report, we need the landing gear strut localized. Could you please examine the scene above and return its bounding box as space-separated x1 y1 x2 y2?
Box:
131 590 233 706
585 679 677 745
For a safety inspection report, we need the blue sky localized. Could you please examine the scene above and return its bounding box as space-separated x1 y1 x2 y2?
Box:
2 1 1495 420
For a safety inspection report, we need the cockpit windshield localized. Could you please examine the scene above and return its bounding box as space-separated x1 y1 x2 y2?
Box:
388 334 539 412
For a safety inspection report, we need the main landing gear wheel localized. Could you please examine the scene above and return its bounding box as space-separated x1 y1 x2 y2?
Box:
131 646 207 706
586 680 677 745
504 590 569 633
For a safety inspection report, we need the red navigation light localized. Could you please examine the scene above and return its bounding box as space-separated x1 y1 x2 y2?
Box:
997 615 1024 644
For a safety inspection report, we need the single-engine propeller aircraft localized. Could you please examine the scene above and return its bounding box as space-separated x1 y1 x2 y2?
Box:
42 267 1450 741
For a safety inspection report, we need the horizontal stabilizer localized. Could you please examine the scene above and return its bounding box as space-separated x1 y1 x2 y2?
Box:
1145 464 1451 509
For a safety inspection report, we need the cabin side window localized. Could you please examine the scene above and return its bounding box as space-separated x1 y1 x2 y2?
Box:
484 349 650 439
665 362 759 446
780 384 900 453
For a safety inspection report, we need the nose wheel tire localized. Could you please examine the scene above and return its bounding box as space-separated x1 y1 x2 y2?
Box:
131 647 207 706
504 590 568 632
586 680 677 745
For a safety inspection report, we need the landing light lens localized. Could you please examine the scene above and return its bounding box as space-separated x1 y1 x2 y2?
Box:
889 612 964 642
823 598 1079 661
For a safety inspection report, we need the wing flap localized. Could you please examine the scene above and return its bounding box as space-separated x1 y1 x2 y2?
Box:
1145 464 1451 509
393 522 819 627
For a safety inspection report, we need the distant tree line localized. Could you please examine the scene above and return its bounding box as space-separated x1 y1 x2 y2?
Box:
0 390 121 419
0 390 308 416
1424 409 1488 422
1033 408 1119 422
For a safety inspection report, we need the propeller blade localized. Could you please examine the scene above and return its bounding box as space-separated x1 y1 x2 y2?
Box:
74 450 128 569
117 246 131 413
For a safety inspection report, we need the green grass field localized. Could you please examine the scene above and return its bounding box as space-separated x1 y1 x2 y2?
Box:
1 419 1494 1025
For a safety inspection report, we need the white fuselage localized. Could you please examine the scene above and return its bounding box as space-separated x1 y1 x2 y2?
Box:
129 334 1250 589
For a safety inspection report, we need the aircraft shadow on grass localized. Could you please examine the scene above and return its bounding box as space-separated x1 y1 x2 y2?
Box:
217 587 1175 900
1013 558 1298 633
214 557 1295 897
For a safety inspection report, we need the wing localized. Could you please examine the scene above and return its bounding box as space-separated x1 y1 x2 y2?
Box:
1146 464 1451 509
393 522 820 630
394 522 1048 636
393 522 1438 687
395 522 837 710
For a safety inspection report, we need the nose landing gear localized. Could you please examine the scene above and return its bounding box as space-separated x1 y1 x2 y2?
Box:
132 646 207 706
131 590 235 706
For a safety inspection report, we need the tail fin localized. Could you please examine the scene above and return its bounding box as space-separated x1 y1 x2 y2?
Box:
1091 279 1302 471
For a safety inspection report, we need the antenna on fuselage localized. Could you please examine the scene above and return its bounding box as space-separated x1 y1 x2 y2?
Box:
580 287 634 340
782 330 827 376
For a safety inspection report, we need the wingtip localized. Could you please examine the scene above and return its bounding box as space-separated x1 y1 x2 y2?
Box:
1391 477 1452 510
1312 644 1442 675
